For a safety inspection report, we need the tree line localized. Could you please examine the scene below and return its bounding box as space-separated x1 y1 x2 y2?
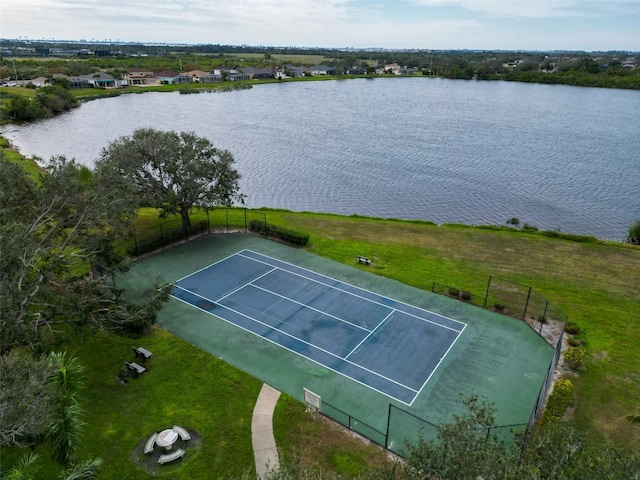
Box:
2 47 638 89
0 128 242 478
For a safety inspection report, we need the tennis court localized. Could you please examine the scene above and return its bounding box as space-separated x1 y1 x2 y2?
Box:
171 249 466 405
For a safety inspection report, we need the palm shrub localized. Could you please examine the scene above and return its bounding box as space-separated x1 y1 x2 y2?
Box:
628 219 640 244
47 353 86 466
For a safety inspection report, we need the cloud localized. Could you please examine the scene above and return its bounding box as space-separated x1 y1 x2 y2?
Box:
413 0 590 19
1 0 637 50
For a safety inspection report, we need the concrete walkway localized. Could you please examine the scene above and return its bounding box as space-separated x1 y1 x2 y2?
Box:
252 383 281 479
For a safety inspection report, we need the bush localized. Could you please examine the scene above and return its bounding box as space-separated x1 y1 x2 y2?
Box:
567 337 583 347
544 378 575 422
563 347 586 371
448 287 460 298
537 314 547 323
249 219 310 247
628 219 640 245
460 290 472 301
565 323 580 335
494 303 506 312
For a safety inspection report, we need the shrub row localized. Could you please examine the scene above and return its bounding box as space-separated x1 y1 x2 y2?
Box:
249 219 310 247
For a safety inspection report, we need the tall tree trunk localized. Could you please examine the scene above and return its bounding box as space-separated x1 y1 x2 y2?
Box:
179 207 191 230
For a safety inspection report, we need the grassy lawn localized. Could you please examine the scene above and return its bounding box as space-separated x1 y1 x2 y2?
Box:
0 326 394 479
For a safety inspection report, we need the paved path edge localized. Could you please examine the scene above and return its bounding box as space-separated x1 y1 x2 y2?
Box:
252 383 281 479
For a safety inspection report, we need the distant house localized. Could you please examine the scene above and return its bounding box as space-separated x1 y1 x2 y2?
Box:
399 66 417 75
183 70 209 82
345 67 365 75
199 73 224 83
380 63 401 75
212 67 238 76
156 70 178 84
284 65 311 77
126 68 158 86
241 67 274 79
28 76 49 87
310 65 337 76
78 72 116 88
228 72 251 81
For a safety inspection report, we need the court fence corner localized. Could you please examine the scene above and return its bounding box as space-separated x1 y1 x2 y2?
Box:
124 207 311 257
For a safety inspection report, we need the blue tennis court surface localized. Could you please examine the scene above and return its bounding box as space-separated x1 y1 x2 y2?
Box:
171 250 466 405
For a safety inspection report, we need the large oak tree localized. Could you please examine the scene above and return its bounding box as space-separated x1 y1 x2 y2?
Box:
97 128 244 231
0 154 169 353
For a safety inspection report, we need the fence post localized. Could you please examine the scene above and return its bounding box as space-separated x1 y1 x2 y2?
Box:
483 275 492 308
206 209 210 233
538 300 549 334
431 281 436 292
244 208 248 233
523 286 532 321
160 225 165 250
226 208 229 232
264 212 267 236
385 404 392 449
133 233 139 256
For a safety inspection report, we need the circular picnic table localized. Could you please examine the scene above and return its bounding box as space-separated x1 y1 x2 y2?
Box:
156 429 178 451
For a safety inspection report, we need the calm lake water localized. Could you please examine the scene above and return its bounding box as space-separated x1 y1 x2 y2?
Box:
2 78 639 240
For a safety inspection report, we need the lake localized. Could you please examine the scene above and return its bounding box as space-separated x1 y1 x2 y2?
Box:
2 77 639 240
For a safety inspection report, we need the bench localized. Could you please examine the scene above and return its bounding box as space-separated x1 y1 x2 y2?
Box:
358 256 371 265
133 346 153 361
173 425 191 441
125 361 146 377
158 448 185 464
144 432 158 454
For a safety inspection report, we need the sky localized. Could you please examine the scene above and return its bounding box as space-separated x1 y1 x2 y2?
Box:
1 0 639 51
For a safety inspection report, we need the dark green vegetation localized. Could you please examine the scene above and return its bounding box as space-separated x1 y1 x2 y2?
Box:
628 219 640 245
97 127 243 232
2 81 78 121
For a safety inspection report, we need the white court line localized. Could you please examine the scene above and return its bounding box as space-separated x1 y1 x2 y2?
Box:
173 250 241 283
414 323 468 400
345 310 395 360
237 250 465 333
216 267 277 303
248 283 371 333
171 288 419 402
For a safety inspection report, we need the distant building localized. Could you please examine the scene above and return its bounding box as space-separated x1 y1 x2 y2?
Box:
199 73 224 83
125 68 158 86
310 65 337 75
